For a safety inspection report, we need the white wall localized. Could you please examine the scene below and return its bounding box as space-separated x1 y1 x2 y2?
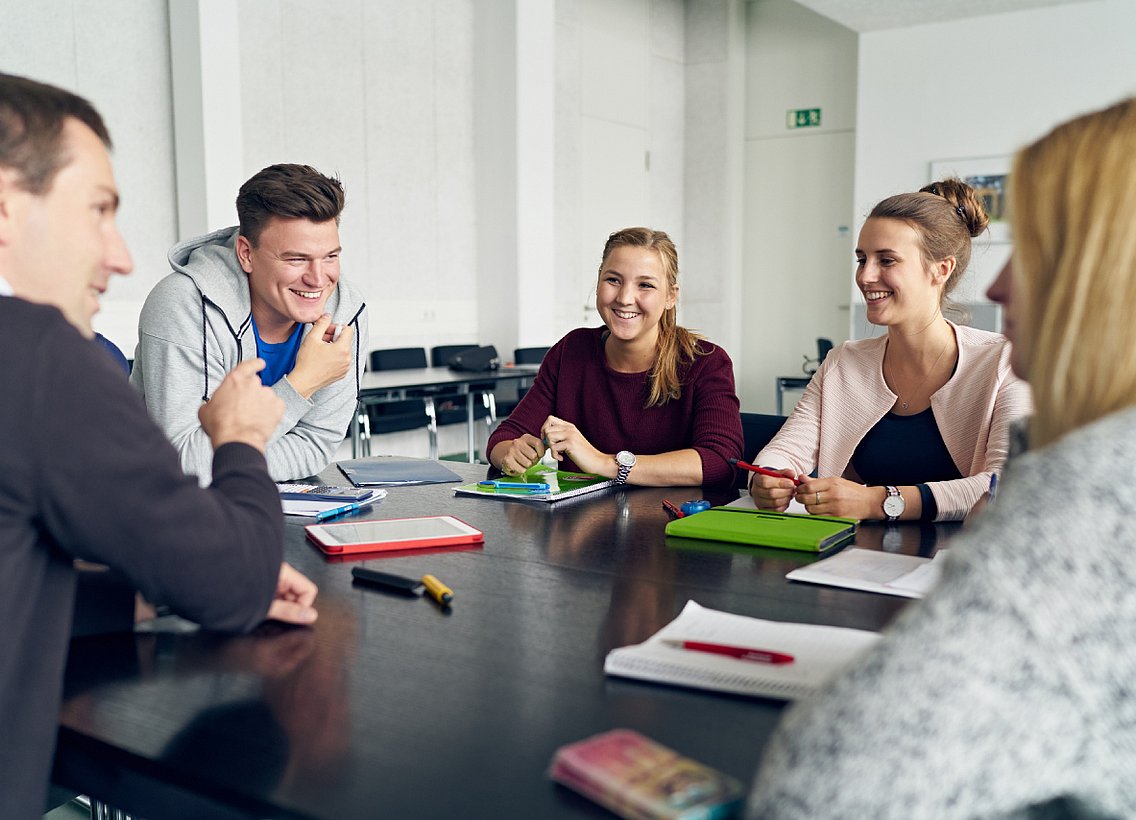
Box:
683 0 747 380
0 0 179 358
555 0 689 337
739 0 857 413
233 0 481 353
853 0 1136 337
9 0 1130 439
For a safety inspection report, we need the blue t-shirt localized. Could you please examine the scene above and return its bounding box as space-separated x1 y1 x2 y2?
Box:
252 320 303 386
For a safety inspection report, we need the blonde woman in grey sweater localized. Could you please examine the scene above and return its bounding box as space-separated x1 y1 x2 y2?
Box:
749 98 1136 818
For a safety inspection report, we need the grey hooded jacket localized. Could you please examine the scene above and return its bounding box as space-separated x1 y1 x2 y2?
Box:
131 226 368 485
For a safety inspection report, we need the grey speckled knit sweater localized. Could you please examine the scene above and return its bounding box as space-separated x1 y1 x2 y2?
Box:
748 405 1136 819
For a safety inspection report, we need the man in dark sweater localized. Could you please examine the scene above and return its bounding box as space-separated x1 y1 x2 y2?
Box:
0 73 319 818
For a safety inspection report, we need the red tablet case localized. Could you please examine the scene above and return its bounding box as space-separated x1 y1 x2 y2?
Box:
305 515 484 556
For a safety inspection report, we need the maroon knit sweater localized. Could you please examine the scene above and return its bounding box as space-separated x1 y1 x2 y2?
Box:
488 327 743 486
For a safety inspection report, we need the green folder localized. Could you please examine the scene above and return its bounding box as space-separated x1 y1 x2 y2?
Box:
664 507 857 553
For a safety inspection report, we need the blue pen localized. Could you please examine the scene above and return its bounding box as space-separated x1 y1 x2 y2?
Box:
988 473 998 504
478 480 550 491
315 501 373 522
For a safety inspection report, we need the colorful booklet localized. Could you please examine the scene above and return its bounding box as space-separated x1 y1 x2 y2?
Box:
604 600 880 701
453 466 615 504
665 507 856 553
549 729 745 820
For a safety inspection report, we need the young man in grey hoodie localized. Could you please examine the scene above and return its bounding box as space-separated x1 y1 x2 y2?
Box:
132 164 369 484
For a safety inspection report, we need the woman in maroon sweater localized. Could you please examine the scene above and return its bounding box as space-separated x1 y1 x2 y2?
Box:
487 227 743 487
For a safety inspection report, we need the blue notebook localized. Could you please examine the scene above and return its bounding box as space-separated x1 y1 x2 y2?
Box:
337 457 463 487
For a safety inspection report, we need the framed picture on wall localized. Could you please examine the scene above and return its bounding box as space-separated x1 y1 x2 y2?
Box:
929 156 1011 244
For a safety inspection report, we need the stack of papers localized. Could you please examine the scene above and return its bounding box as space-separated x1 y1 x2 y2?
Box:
785 548 948 599
281 490 386 518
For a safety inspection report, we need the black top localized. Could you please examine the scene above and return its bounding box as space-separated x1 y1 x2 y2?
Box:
850 408 962 487
0 298 283 819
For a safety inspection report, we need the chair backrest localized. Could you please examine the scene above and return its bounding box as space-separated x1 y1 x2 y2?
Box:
430 344 478 368
737 412 788 489
370 347 428 371
514 346 550 365
817 338 834 363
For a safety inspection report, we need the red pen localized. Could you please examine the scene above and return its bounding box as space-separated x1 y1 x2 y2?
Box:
662 499 684 518
730 459 803 487
662 639 794 665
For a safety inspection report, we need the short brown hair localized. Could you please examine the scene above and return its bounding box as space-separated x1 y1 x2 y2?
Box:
236 164 346 246
0 72 111 194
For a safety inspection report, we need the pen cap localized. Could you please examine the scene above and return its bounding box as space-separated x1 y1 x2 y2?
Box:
422 574 453 605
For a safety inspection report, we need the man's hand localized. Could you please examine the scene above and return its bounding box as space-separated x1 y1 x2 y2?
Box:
266 562 319 625
287 314 354 399
199 359 285 452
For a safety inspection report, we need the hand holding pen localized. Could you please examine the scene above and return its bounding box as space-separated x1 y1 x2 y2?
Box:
732 459 804 512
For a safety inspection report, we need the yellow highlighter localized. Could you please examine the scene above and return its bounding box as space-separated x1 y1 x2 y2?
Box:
421 574 454 606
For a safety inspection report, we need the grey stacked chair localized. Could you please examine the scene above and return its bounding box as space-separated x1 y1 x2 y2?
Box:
497 345 550 417
429 345 498 432
362 347 440 459
514 346 550 365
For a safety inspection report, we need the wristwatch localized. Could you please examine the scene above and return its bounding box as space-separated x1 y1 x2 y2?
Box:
615 450 637 484
882 485 905 522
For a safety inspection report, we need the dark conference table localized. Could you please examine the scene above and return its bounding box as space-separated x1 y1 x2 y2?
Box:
54 460 955 819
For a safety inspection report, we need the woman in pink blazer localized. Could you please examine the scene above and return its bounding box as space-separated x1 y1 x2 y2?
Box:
750 180 1031 522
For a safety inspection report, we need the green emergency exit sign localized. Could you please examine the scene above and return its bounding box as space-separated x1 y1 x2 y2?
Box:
786 108 821 129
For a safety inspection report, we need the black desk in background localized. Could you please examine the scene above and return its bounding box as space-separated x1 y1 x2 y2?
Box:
54 462 956 819
353 365 540 463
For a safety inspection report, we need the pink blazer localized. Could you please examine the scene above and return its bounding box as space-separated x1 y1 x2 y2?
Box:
756 323 1032 521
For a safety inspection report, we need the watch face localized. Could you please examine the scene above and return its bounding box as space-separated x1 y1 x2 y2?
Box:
616 451 636 467
883 494 905 517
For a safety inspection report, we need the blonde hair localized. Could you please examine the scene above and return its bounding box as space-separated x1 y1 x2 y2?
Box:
598 227 707 407
1012 97 1136 447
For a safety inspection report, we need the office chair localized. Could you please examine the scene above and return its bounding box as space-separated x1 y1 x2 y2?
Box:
429 345 497 431
513 346 550 365
779 338 834 414
496 346 550 417
737 412 788 490
362 347 440 459
804 337 834 375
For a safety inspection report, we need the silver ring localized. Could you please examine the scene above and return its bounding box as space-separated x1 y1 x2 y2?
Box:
815 491 820 505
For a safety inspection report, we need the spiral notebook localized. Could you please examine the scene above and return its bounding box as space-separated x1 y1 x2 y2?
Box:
453 467 615 504
604 600 879 701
